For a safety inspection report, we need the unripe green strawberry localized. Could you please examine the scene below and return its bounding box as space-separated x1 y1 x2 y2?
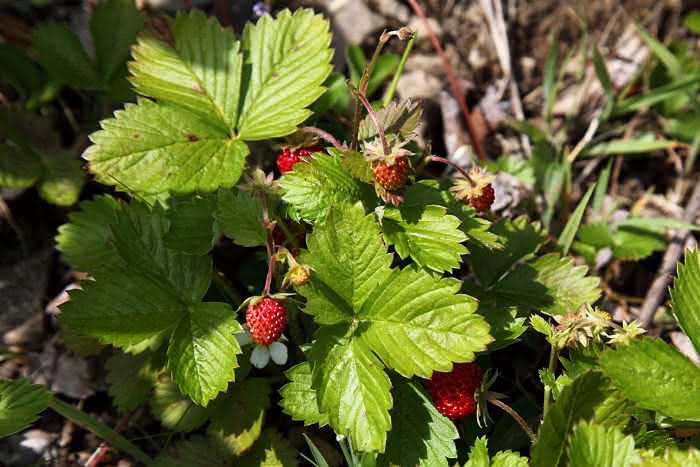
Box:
246 297 287 345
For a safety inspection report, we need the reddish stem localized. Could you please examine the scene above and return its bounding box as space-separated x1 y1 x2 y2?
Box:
406 0 487 161
300 126 343 150
357 93 390 155
430 156 475 186
88 413 133 467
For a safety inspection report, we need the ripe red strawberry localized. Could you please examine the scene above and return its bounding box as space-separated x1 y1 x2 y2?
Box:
276 145 324 174
246 297 287 345
426 362 484 420
372 158 409 191
468 183 495 212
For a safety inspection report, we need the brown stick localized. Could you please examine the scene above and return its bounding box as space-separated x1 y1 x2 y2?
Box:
638 180 700 327
406 0 487 161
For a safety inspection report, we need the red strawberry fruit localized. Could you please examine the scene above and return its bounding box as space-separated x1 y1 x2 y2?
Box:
276 145 324 174
372 158 409 191
246 297 287 345
468 183 495 212
449 167 495 213
426 362 484 420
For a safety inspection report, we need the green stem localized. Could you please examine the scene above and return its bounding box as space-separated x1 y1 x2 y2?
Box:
382 32 416 107
542 344 560 418
48 398 152 464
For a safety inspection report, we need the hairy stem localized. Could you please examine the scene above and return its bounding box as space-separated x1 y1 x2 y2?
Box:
542 344 560 418
300 126 343 150
430 156 475 185
488 398 537 443
357 92 390 155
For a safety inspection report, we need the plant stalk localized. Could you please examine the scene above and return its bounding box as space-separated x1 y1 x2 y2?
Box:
542 344 560 418
488 398 537 443
356 92 390 155
382 32 416 107
430 156 475 185
300 126 343 150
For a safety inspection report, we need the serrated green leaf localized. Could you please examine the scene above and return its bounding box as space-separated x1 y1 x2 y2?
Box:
168 302 242 406
237 9 333 140
32 22 101 89
558 182 596 256
532 371 610 467
382 205 468 272
91 0 144 83
151 379 212 431
280 150 363 222
403 180 502 250
468 215 547 287
309 325 393 452
279 362 329 427
106 350 159 413
153 436 228 467
599 338 700 421
238 428 298 466
0 143 42 188
639 449 700 467
472 292 528 351
129 9 242 131
670 249 700 353
60 267 187 347
378 377 458 467
165 194 220 255
567 421 639 467
0 379 51 437
36 150 85 206
299 203 492 451
495 253 601 315
341 150 374 183
464 436 490 467
208 378 271 457
530 315 552 337
0 43 42 101
111 201 213 304
491 451 530 467
216 189 266 247
358 99 422 141
85 99 249 194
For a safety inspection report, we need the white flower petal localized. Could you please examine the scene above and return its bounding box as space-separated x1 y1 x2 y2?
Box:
234 331 252 347
269 341 288 365
250 345 270 368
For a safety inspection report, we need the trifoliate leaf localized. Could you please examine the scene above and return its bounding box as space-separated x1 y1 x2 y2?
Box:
0 379 51 437
106 350 159 413
85 99 249 194
280 150 363 222
153 436 228 467
468 215 547 288
168 302 242 406
404 180 502 250
32 22 101 89
566 421 640 467
670 249 700 353
129 9 242 132
150 378 212 431
309 325 393 453
91 0 145 84
381 204 468 272
36 150 85 206
208 378 271 458
532 371 610 467
237 9 333 140
377 376 458 467
494 253 601 316
60 267 187 347
165 194 220 255
56 195 123 272
216 189 266 247
237 428 298 466
358 99 422 141
279 362 329 427
638 449 700 467
599 338 700 421
110 201 212 304
298 202 492 451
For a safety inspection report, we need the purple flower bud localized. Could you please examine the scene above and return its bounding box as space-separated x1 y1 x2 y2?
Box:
252 2 269 17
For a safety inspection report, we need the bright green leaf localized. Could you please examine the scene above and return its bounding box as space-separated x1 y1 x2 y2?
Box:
670 249 700 353
558 182 596 256
129 9 242 131
614 75 700 115
378 377 458 467
382 204 468 272
599 338 700 421
491 451 530 467
279 362 329 427
464 436 489 467
0 379 51 437
91 0 145 83
150 379 212 431
208 378 271 457
168 302 242 406
639 449 700 467
567 421 639 467
584 135 677 157
611 226 666 261
532 371 610 467
85 99 249 194
237 8 333 140
684 10 700 34
216 189 266 247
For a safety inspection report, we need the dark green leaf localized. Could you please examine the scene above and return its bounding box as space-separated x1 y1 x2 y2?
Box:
0 379 51 437
106 350 158 413
91 0 145 83
216 189 266 247
165 194 220 255
238 429 298 466
558 182 596 255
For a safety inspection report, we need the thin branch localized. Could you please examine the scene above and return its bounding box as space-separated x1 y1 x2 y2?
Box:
357 92 389 155
300 126 343 150
488 398 537 443
430 156 475 184
407 0 487 161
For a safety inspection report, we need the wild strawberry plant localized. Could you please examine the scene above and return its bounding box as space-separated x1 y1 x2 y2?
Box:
2 5 700 466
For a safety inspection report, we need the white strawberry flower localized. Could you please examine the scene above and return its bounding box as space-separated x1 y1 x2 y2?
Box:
235 325 288 369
